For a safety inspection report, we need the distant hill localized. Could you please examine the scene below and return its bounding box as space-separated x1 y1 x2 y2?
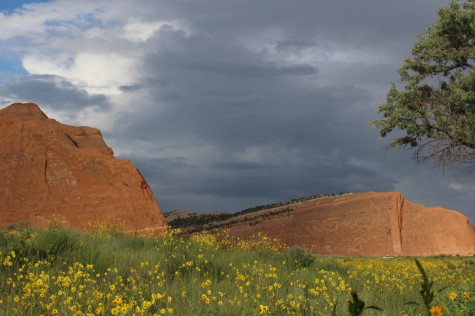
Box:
164 209 197 222
165 192 475 256
164 192 348 233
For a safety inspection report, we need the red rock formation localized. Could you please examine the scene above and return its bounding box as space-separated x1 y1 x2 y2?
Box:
188 192 475 256
0 103 168 235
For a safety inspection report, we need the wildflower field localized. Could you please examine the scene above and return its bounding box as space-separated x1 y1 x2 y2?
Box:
0 225 474 315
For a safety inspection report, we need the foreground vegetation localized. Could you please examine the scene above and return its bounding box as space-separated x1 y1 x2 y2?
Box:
0 223 474 315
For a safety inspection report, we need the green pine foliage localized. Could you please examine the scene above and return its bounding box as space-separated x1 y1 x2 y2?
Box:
373 0 475 166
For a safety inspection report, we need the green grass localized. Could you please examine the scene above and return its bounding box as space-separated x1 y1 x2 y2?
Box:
0 226 473 315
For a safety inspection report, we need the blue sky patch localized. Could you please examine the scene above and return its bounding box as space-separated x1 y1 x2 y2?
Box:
0 0 49 15
0 55 27 84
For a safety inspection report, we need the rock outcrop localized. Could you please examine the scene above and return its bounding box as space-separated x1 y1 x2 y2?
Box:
0 103 168 235
175 192 475 256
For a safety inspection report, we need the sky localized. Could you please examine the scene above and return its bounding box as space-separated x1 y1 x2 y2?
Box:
1 0 474 223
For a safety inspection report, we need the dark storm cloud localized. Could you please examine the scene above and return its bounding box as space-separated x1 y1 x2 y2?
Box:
0 74 110 110
149 0 449 58
106 0 473 216
3 0 473 221
122 152 396 212
114 44 393 211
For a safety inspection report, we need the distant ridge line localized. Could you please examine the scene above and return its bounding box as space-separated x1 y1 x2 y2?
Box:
166 192 351 230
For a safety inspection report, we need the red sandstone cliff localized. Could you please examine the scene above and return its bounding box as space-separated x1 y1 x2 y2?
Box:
0 103 168 235
174 192 475 256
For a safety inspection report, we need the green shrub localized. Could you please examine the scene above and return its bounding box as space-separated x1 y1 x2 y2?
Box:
287 246 315 269
30 228 79 259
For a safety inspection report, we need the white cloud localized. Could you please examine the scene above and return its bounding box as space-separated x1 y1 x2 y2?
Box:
0 1 103 40
122 19 191 43
23 52 138 95
448 182 473 192
0 10 45 40
1 2 194 98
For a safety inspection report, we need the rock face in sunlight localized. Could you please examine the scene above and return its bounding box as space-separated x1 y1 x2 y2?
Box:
0 103 168 235
175 192 475 256
238 192 475 256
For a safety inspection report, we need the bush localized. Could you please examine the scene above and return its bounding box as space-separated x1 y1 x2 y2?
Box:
287 246 315 269
30 228 79 259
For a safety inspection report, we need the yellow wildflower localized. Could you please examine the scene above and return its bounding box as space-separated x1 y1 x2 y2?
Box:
429 305 445 316
259 304 270 314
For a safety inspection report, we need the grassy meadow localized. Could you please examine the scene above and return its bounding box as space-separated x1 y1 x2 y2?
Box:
0 223 474 316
